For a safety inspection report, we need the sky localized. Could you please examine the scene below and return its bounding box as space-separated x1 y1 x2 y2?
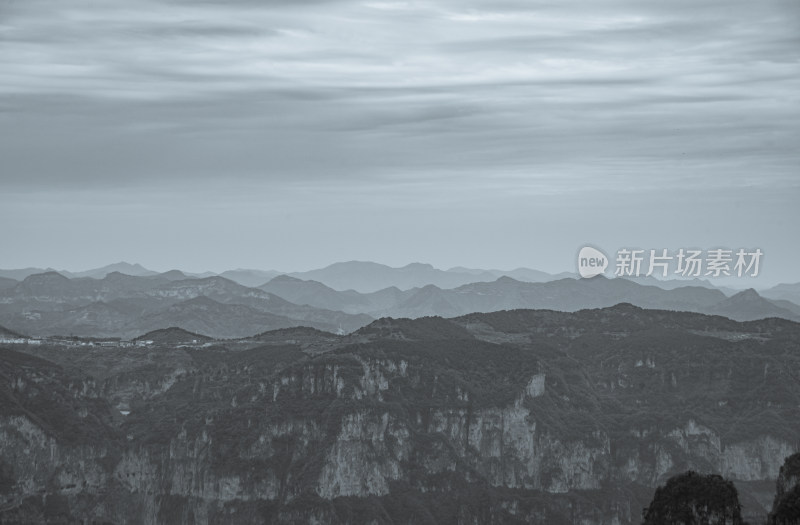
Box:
1 0 798 285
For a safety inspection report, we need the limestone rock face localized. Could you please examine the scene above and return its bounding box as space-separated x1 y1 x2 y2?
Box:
1 306 799 524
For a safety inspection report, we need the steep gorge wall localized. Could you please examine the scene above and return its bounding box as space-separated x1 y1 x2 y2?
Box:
2 354 795 524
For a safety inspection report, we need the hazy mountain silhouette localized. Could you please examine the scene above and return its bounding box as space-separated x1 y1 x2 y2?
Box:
448 266 573 281
3 271 183 308
2 260 793 296
708 288 800 322
218 269 282 287
130 296 299 339
260 274 800 322
0 274 372 338
620 274 740 295
0 267 59 281
762 282 800 306
2 266 799 338
0 277 18 291
260 275 413 314
156 270 190 281
61 262 158 279
286 261 565 292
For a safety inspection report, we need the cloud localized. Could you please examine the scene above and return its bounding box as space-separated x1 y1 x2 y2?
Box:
0 0 797 276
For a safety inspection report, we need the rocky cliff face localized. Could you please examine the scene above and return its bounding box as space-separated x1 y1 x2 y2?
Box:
1 306 798 524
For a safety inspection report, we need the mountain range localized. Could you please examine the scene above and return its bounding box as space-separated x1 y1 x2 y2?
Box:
1 263 799 340
0 261 574 292
0 272 371 339
761 281 800 306
260 273 800 323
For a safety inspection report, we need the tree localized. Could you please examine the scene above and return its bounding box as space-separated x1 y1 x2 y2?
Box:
643 471 744 525
769 453 800 525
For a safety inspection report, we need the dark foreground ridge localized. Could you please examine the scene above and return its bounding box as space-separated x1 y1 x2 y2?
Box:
0 305 798 524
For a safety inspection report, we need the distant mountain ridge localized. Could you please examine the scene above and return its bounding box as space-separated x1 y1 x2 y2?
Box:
63 262 158 279
2 268 799 340
286 260 567 292
0 273 372 339
762 282 800 306
1 261 571 292
708 288 800 322
2 260 789 295
262 274 800 323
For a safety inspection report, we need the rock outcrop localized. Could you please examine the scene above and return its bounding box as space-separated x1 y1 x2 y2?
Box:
1 306 798 524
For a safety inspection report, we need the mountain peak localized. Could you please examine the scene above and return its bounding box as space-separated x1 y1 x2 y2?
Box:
401 262 435 271
269 274 303 284
111 261 145 269
709 287 800 322
76 262 156 278
731 288 761 300
158 270 188 280
607 302 644 313
721 288 765 306
103 271 138 281
22 271 69 283
495 275 522 284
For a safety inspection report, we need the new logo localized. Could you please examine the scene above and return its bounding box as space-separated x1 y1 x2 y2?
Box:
578 246 608 278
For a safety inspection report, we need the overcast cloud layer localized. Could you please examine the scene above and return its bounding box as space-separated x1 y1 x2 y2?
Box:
1 0 798 283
